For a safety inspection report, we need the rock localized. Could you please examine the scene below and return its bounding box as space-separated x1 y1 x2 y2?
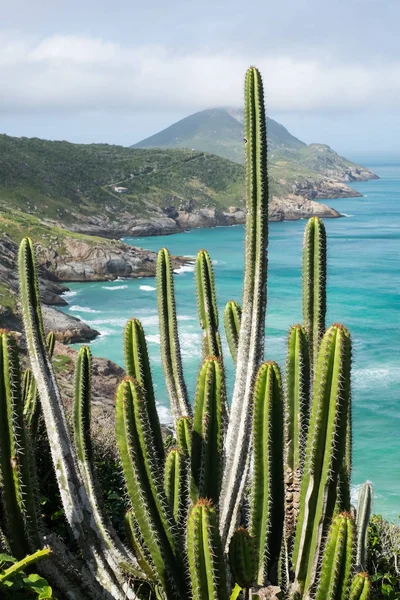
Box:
41 306 99 344
269 195 341 221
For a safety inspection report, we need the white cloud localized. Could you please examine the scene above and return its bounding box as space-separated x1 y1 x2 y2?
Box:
0 32 400 115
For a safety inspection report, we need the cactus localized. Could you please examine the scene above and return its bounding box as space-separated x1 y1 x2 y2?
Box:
356 482 373 570
223 300 242 363
315 512 354 600
220 65 269 549
228 528 257 590
349 572 370 600
187 499 228 600
250 361 284 585
302 216 327 369
157 247 192 424
191 357 227 504
195 249 222 358
176 416 192 456
292 324 352 597
284 324 310 539
164 447 189 525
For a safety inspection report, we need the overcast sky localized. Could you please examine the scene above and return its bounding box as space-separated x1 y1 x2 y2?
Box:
1 0 399 156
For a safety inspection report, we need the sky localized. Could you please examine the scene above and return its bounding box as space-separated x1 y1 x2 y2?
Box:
1 0 400 157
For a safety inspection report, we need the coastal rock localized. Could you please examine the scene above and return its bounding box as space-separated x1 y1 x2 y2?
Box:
269 195 341 221
41 306 99 344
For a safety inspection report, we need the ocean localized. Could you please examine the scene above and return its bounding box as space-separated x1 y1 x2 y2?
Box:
61 162 400 519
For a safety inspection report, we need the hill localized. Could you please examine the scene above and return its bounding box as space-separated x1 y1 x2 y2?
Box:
133 108 377 191
0 134 339 239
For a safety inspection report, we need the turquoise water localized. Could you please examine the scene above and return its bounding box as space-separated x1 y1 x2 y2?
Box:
61 164 400 519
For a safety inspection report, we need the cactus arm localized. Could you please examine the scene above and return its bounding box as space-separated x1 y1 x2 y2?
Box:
223 301 242 364
24 335 54 436
315 513 354 600
124 318 165 467
156 248 192 423
249 362 284 585
0 547 51 582
355 482 373 570
164 447 189 526
0 331 40 557
349 572 370 600
195 249 222 358
124 510 157 582
187 499 228 600
191 357 227 504
116 377 187 598
220 66 269 549
284 325 310 539
292 324 352 596
302 217 327 369
176 416 192 456
18 238 138 599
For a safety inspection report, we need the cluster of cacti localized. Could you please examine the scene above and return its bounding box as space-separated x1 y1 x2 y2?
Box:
0 66 376 600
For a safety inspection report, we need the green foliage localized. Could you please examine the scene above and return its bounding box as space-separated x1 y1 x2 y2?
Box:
367 515 400 599
0 549 53 599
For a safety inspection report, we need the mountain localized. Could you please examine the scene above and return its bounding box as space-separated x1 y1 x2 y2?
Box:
133 108 378 193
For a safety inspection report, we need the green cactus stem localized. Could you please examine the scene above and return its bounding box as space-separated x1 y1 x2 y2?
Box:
349 572 370 600
292 324 352 597
23 332 55 435
356 482 373 570
164 447 189 526
315 512 354 600
0 330 40 557
195 249 222 358
176 416 192 456
228 528 257 590
0 547 52 583
187 498 228 600
156 248 192 424
223 300 242 364
191 357 227 504
124 318 165 467
220 66 269 549
284 324 310 539
302 216 327 369
249 361 284 585
124 509 157 582
116 376 187 598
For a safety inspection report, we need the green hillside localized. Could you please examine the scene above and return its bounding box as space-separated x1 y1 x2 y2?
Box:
133 108 305 163
0 135 249 224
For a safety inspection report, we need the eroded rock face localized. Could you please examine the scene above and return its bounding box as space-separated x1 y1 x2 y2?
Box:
41 306 99 344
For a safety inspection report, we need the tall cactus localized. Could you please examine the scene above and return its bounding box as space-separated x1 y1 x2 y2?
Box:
292 324 352 597
157 248 192 424
195 249 222 358
187 499 228 600
220 65 269 549
302 216 327 369
284 324 310 539
356 482 373 570
250 361 284 585
191 357 227 504
315 512 354 600
164 447 189 525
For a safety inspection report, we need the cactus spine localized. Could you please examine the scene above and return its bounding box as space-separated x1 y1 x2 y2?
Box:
176 416 192 456
164 447 189 525
284 324 310 538
349 572 370 600
315 512 354 600
228 528 257 590
220 65 269 549
302 216 327 369
195 249 222 358
223 300 242 363
157 248 192 424
250 361 284 584
356 482 373 570
187 499 228 600
292 324 352 596
191 357 226 504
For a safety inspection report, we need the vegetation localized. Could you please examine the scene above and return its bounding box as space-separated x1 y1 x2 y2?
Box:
0 66 389 600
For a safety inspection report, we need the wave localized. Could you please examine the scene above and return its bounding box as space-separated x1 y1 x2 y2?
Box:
177 315 196 321
62 290 78 299
174 264 195 275
353 366 400 390
157 403 173 424
69 305 99 314
102 285 128 290
140 285 156 291
341 213 354 218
